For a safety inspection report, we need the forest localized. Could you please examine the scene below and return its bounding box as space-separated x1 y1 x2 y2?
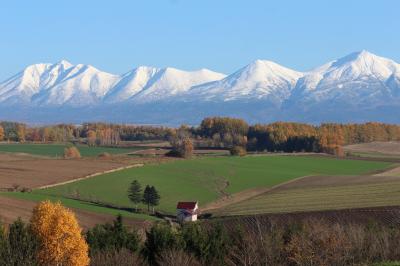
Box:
1 118 400 156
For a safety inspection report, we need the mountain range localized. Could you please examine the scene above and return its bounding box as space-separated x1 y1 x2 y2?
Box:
1 50 399 125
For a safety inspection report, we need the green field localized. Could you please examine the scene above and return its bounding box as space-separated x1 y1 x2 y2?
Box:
2 192 159 221
219 180 400 216
0 143 143 157
8 155 392 214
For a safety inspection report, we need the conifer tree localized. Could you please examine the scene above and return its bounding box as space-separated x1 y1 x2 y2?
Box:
142 185 152 212
128 180 142 212
149 186 160 213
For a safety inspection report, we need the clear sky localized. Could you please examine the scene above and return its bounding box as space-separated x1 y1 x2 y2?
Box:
1 0 399 80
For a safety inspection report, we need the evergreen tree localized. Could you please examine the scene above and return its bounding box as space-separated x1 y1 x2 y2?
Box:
128 180 142 212
149 186 160 213
7 218 39 265
86 215 140 254
142 185 152 212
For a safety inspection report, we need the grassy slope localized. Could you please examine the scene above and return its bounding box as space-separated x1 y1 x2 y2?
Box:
0 143 142 157
1 192 159 221
220 181 400 216
16 155 391 214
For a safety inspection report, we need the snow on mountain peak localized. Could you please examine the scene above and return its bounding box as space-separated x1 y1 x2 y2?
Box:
185 59 302 103
55 59 73 69
288 50 400 107
1 51 400 125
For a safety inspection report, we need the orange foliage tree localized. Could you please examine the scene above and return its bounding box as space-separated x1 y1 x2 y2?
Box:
86 130 97 146
64 146 81 159
30 201 90 266
0 125 4 141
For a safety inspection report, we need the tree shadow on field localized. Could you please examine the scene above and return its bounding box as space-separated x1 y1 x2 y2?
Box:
64 196 137 213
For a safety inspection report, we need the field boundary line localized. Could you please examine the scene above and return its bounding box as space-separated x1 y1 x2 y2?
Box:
202 175 313 212
36 163 144 190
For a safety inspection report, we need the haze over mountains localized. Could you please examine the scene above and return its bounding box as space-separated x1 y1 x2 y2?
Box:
1 50 399 125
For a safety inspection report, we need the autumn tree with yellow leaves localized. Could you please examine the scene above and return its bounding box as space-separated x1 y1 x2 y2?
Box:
0 125 4 141
30 201 90 266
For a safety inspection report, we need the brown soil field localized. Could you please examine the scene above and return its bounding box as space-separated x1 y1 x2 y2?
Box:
215 173 400 216
0 196 151 230
374 166 400 177
344 141 400 155
203 173 400 212
202 175 311 212
271 174 400 191
0 153 171 189
217 205 400 228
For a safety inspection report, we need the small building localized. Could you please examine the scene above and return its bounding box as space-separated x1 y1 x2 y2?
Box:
176 201 198 222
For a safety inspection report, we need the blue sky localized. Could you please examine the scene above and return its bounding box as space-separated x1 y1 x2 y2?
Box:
1 0 399 80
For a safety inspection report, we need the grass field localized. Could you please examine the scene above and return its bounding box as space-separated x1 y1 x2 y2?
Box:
0 143 143 157
8 155 392 214
219 178 400 216
0 193 158 221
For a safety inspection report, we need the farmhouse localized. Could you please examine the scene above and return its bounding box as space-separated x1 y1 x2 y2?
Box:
176 201 198 222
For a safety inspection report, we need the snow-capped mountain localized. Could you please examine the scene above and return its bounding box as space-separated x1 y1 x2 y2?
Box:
185 60 302 104
1 50 400 125
0 62 225 106
105 67 225 103
287 50 400 109
0 60 120 106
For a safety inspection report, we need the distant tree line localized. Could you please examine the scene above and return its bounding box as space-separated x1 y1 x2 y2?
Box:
2 118 400 156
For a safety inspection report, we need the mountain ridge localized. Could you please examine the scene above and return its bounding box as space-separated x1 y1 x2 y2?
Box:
1 50 399 125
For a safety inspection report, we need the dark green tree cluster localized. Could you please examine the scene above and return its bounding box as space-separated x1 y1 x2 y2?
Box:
142 222 229 265
0 219 39 266
128 180 160 213
86 215 140 255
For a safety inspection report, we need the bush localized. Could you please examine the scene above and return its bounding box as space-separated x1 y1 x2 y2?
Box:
90 249 145 266
168 137 194 158
64 146 81 159
230 146 247 156
156 249 200 266
98 152 112 159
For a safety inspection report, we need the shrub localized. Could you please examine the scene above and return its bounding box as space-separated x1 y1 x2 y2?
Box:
156 249 200 266
90 249 145 266
64 146 81 159
98 152 112 159
168 137 194 158
230 146 247 156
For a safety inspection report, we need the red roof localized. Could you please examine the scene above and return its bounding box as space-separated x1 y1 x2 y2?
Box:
177 202 197 210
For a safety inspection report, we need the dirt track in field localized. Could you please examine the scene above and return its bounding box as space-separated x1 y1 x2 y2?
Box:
201 175 312 212
204 172 400 213
0 153 131 189
0 196 151 230
374 166 400 177
0 153 172 189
